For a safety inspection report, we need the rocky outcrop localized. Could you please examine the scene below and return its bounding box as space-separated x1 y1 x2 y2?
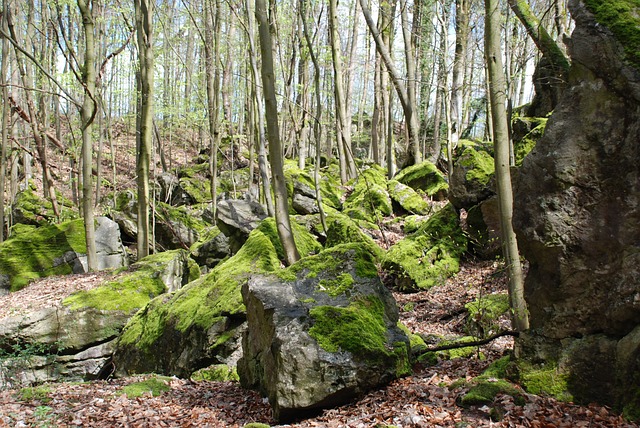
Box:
394 160 448 200
0 217 127 292
513 0 640 416
0 250 198 387
448 146 495 211
238 244 410 421
216 196 268 253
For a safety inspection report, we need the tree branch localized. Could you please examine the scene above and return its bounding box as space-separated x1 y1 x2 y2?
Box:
420 330 519 353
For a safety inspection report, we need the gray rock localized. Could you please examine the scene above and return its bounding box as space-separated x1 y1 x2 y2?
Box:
75 217 129 273
238 244 411 421
156 172 194 206
513 0 640 410
216 198 267 253
292 193 319 215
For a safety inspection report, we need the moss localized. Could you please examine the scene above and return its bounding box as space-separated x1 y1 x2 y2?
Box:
387 180 431 215
63 250 197 312
397 322 427 355
465 293 510 336
402 215 431 234
283 160 343 209
382 204 467 291
179 175 212 204
121 376 172 398
343 164 393 222
155 201 208 235
515 361 573 402
458 147 495 186
191 364 239 382
394 161 448 197
513 117 546 166
0 219 88 291
243 424 271 428
325 213 385 262
12 181 77 225
281 243 380 287
583 0 640 68
256 217 322 261
461 379 522 406
118 225 281 351
309 296 411 375
16 385 53 403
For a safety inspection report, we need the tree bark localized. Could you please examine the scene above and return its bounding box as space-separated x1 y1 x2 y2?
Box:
78 0 98 270
485 0 529 332
255 0 300 265
135 0 154 259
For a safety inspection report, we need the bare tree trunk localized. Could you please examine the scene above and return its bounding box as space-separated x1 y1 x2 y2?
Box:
255 0 299 265
360 0 421 166
78 0 98 270
135 0 154 259
0 4 8 242
485 0 529 332
450 0 471 150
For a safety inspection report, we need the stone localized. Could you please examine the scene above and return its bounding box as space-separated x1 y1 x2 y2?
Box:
238 244 410 421
388 180 431 216
448 147 495 211
394 160 448 200
156 172 194 206
342 164 393 223
154 202 206 250
513 0 640 414
190 228 231 268
292 193 319 215
216 197 268 253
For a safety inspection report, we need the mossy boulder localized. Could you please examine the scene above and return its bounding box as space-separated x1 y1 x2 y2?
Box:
382 204 467 291
465 196 502 258
216 197 268 253
511 117 547 166
325 212 384 262
343 164 393 223
11 181 76 226
113 218 313 378
154 202 209 250
239 243 410 421
394 161 448 200
387 180 432 215
0 217 127 292
283 160 343 210
189 227 231 269
449 147 495 211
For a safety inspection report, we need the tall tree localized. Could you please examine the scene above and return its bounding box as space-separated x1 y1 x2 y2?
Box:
77 0 98 270
134 0 154 259
0 2 9 243
450 0 472 149
255 0 300 265
485 0 529 331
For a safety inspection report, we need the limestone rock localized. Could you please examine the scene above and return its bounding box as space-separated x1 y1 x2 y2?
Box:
448 146 495 211
292 193 319 215
238 244 410 421
388 180 431 216
156 172 194 206
394 161 448 200
513 0 640 412
216 197 268 253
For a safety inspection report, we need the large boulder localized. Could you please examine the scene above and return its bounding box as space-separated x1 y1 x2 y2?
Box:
113 218 320 378
155 172 194 206
394 160 448 200
513 0 640 417
238 244 411 421
382 204 467 291
216 196 268 253
154 202 209 250
448 146 495 211
0 250 198 387
0 217 127 292
343 164 392 223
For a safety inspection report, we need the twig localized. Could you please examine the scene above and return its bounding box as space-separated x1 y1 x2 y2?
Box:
419 330 519 353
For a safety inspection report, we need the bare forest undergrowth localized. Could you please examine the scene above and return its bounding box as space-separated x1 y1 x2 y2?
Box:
0 260 635 428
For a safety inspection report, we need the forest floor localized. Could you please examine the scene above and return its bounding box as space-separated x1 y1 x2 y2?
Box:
0 259 635 428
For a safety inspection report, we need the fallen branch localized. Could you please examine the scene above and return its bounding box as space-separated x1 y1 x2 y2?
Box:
420 330 519 353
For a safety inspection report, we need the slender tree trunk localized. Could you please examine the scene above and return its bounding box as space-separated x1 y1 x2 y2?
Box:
0 4 8 242
78 0 98 270
135 0 154 259
450 0 471 149
485 0 529 332
255 0 299 265
360 0 421 166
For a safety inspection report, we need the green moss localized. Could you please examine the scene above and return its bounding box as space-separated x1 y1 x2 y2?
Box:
63 250 197 312
515 361 573 402
283 160 343 209
387 180 431 215
243 423 271 428
513 118 547 166
458 148 495 186
465 293 510 336
121 376 172 398
461 379 521 406
12 181 77 225
0 219 89 291
309 296 411 376
179 176 212 204
16 385 52 403
402 215 431 234
438 336 478 360
256 217 322 261
317 273 354 297
118 225 281 351
397 322 427 355
394 161 448 197
343 164 393 222
155 201 208 235
325 213 385 262
382 204 467 291
191 364 239 382
583 0 640 68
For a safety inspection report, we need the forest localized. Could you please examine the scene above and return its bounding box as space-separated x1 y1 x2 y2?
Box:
0 0 639 426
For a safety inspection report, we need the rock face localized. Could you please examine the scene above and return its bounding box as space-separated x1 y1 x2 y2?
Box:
513 0 640 415
0 250 197 387
238 244 411 421
216 196 268 253
448 146 495 211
